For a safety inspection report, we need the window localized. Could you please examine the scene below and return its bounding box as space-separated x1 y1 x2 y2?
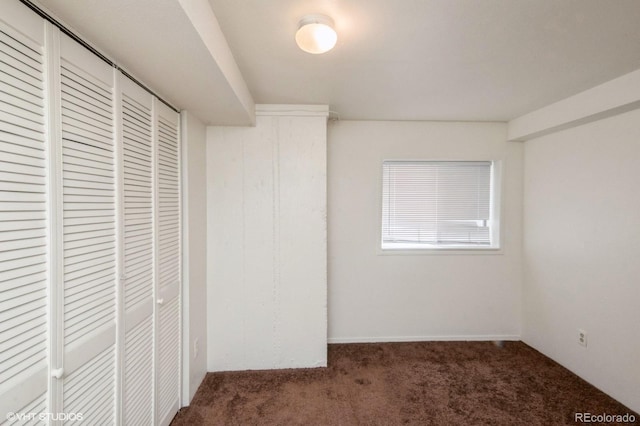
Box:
381 161 500 250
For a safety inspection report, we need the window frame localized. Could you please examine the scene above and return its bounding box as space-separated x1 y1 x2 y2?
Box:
377 159 503 255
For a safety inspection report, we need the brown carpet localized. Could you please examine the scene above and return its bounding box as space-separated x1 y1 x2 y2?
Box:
171 341 638 425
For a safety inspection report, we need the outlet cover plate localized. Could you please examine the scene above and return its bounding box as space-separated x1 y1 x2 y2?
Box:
578 329 587 347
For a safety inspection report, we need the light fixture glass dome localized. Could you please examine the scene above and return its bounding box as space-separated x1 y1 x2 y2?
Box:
295 14 337 54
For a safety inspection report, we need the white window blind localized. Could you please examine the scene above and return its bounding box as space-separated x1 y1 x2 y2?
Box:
382 161 498 249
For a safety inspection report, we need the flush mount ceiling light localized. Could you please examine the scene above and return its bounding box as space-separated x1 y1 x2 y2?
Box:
295 14 337 54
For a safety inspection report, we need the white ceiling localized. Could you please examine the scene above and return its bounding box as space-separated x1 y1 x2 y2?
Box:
210 0 640 121
34 0 640 123
33 0 253 125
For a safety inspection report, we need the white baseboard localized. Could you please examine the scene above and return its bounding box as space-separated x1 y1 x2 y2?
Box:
327 335 521 344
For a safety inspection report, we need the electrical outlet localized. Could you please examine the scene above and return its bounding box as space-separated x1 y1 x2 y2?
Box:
193 338 199 359
578 329 587 347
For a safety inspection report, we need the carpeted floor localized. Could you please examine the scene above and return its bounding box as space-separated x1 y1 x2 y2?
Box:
171 341 638 425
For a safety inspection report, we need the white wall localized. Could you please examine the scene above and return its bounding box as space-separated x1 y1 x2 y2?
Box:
522 108 640 412
180 111 208 404
328 121 523 342
206 107 328 371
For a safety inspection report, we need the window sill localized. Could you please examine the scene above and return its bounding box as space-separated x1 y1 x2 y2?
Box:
377 247 503 256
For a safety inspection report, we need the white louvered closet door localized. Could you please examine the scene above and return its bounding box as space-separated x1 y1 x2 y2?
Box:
1 2 183 423
119 73 154 425
58 34 117 423
0 7 49 422
155 102 181 426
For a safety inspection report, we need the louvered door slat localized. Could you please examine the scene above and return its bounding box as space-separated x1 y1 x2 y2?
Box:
125 146 154 164
0 47 42 80
1 133 44 154
0 250 45 272
119 74 155 425
0 67 42 98
0 161 45 180
0 243 45 261
60 61 111 98
0 60 43 89
63 142 113 162
61 72 111 109
63 180 112 192
0 80 43 107
1 311 45 345
0 29 41 62
62 111 112 136
124 316 153 426
62 124 114 148
0 11 48 421
59 33 115 424
61 96 111 127
65 248 111 264
126 243 153 259
0 139 45 159
0 180 43 194
123 118 151 137
124 230 152 243
155 105 180 426
63 346 114 421
123 94 153 312
0 100 44 126
122 133 152 153
0 89 43 116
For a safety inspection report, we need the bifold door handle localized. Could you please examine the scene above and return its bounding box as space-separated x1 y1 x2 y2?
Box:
157 298 164 305
51 368 64 379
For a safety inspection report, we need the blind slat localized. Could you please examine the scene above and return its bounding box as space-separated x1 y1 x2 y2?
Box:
382 161 494 248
